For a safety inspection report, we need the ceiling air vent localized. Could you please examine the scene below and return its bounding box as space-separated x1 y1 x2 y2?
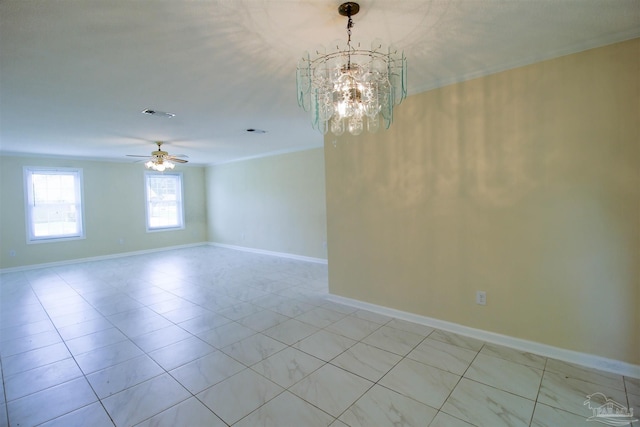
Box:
141 109 175 118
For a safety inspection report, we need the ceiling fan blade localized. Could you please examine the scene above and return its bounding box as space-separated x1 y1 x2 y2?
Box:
169 154 189 158
170 158 188 163
126 155 151 158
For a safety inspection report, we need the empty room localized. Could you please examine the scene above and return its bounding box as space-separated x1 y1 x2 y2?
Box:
0 1 638 426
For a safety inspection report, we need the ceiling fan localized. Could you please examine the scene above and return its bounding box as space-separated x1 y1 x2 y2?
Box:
126 141 188 171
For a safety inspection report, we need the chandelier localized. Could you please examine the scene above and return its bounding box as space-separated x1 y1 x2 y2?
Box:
296 2 406 136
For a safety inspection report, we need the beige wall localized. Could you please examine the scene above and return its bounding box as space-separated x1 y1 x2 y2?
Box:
207 148 327 259
0 156 207 269
325 39 639 364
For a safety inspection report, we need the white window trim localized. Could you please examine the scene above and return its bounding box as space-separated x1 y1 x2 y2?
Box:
23 166 86 244
144 171 185 232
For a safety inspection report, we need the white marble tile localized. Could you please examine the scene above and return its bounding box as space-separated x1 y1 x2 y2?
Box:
479 343 546 369
221 333 287 366
37 402 114 427
428 330 485 351
263 318 319 345
351 309 393 325
325 316 382 341
147 297 199 314
107 308 173 338
7 247 639 427
177 312 232 335
331 342 402 382
7 377 97 427
361 325 425 356
545 358 626 391
251 294 290 309
169 351 245 393
330 420 349 427
252 347 325 388
130 324 193 353
0 319 56 343
2 342 72 376
289 363 373 417
429 411 476 427
0 329 62 357
379 358 460 409
87 355 164 398
321 301 358 315
148 336 215 370
102 373 190 427
234 391 335 427
464 353 543 399
92 296 144 316
441 378 535 427
75 340 144 374
628 395 639 427
218 302 264 321
339 384 438 426
161 305 211 323
407 338 477 375
530 402 593 427
239 309 290 331
269 299 317 318
198 321 256 348
294 329 356 361
625 376 640 396
50 308 105 329
65 327 128 355
295 306 347 328
56 317 113 341
197 368 284 425
386 318 435 336
537 370 628 417
4 357 83 401
135 397 226 427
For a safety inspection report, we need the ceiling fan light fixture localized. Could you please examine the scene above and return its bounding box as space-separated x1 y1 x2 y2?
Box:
296 2 407 136
129 141 187 171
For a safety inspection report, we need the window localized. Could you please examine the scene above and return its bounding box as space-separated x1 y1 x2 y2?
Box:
24 167 85 242
145 172 184 231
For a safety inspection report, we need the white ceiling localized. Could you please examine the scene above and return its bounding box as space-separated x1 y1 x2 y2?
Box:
1 0 638 165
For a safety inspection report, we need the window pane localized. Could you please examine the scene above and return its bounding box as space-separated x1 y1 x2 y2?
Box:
145 173 184 230
24 168 84 242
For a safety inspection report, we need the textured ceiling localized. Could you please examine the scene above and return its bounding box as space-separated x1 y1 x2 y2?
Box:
1 0 638 165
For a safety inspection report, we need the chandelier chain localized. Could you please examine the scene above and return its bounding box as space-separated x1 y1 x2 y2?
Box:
346 14 353 69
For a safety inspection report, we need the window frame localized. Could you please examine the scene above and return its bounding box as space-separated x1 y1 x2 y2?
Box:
23 166 86 244
144 171 185 232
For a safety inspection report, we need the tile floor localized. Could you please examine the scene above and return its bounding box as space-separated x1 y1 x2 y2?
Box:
0 246 638 427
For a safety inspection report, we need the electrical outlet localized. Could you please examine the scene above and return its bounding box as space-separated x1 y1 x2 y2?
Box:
476 291 487 305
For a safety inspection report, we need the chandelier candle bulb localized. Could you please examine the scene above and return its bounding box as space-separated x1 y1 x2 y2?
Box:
296 2 407 136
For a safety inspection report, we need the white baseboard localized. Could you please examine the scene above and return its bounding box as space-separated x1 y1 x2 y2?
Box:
0 242 208 273
326 294 640 379
209 242 328 265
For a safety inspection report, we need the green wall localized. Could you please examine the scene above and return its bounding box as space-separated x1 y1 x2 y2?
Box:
0 156 207 269
206 148 327 260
